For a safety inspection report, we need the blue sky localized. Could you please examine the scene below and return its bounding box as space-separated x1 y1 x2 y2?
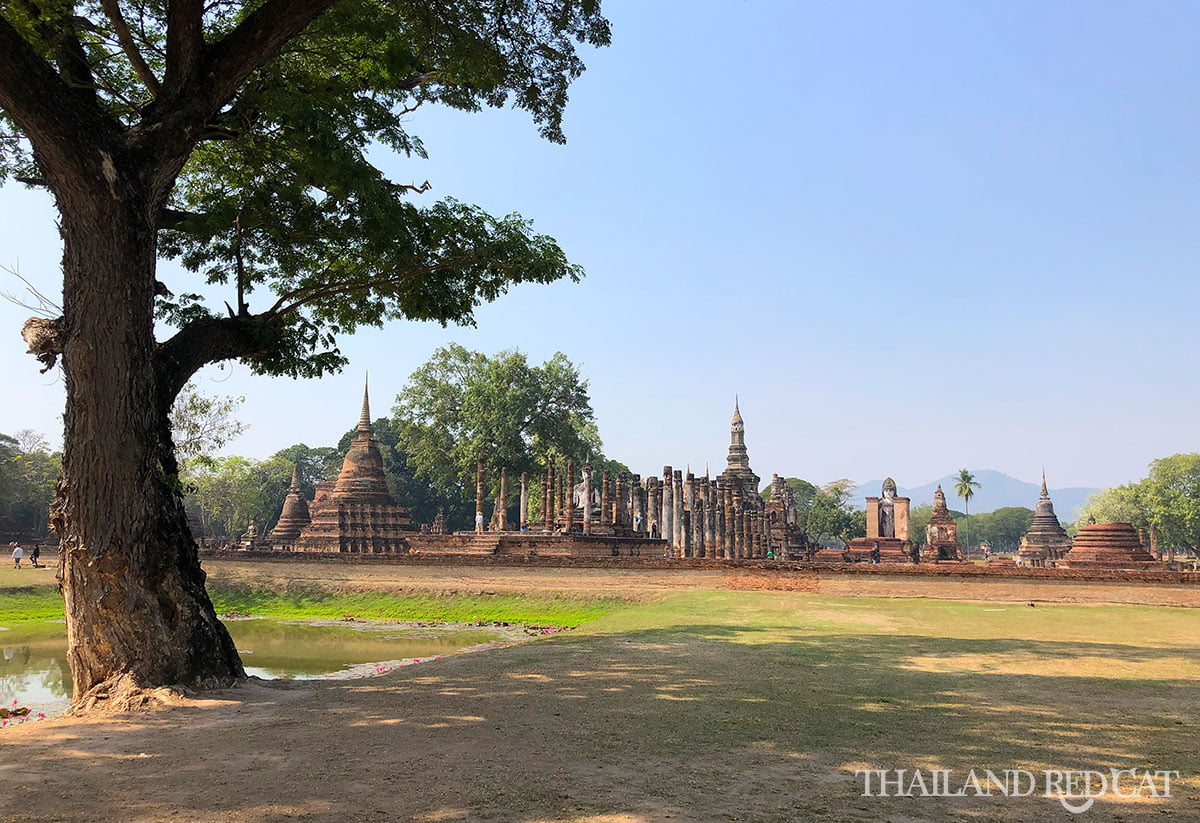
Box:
1 1 1197 490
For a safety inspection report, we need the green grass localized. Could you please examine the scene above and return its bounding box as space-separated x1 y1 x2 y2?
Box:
209 583 626 626
0 562 629 627
0 585 63 623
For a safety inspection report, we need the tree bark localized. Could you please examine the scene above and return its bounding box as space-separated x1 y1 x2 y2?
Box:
52 179 243 711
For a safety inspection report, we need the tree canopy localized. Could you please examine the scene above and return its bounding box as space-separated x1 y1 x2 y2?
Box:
1077 454 1200 556
2 0 610 382
0 0 611 702
395 344 604 490
0 430 59 537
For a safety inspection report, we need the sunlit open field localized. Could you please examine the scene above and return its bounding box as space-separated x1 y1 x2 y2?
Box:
1 561 1197 822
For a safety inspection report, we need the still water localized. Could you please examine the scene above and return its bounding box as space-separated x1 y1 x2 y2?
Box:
0 620 497 716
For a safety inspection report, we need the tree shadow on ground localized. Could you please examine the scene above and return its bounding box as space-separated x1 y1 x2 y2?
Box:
0 627 1197 823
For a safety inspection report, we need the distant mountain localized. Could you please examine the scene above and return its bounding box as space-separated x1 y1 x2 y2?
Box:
854 470 1098 521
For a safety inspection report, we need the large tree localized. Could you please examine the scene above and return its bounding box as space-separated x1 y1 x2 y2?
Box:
394 344 607 529
0 0 609 708
1076 454 1200 557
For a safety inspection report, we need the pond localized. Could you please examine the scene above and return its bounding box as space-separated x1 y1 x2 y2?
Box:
0 619 501 717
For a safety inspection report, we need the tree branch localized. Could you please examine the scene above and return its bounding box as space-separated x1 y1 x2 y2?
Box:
0 16 115 180
162 0 203 97
266 263 452 317
100 0 161 94
201 0 339 113
154 314 278 404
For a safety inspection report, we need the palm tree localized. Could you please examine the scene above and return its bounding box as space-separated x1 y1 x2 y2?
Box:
954 468 982 553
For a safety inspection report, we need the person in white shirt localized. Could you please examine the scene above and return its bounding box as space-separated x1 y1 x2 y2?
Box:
10 542 23 569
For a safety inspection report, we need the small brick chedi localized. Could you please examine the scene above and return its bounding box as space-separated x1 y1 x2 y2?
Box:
1015 472 1072 567
268 464 311 545
275 380 414 552
831 478 915 563
1059 521 1160 570
922 484 965 562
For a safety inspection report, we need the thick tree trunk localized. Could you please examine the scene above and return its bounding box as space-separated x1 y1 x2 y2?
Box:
52 183 243 711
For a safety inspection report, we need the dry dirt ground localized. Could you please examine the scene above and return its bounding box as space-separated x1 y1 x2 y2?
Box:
1 561 1198 823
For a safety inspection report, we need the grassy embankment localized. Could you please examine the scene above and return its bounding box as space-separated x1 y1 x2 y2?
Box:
0 563 628 627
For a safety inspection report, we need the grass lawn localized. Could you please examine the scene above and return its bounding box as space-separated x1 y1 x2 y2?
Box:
2 562 1198 821
0 561 627 627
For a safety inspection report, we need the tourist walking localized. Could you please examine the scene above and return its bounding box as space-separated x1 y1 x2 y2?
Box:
10 542 23 569
29 544 40 568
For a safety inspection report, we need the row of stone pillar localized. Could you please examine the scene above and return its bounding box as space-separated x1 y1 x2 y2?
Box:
470 457 775 558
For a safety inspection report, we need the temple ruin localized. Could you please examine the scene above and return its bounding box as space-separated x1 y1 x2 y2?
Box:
1015 472 1072 567
922 484 965 562
276 379 414 552
820 477 914 564
1058 522 1160 570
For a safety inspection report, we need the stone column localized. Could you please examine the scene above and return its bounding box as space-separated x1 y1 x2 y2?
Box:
717 485 728 558
475 456 485 533
865 497 881 539
744 511 754 559
647 477 660 538
729 489 739 561
558 469 566 524
549 460 556 532
695 497 706 558
682 510 692 557
1151 525 1162 560
706 482 718 556
673 470 684 552
582 465 593 535
685 472 696 555
614 473 627 529
631 474 642 533
662 467 673 551
519 472 528 530
600 471 612 528
496 468 508 531
540 473 549 531
565 460 575 534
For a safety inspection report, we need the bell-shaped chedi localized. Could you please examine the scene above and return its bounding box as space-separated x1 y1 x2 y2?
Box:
1059 522 1159 570
269 464 312 547
923 484 966 562
1016 471 1072 567
290 377 413 553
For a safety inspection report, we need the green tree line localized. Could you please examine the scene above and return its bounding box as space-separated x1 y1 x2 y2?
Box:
1075 454 1200 557
0 430 59 538
183 346 622 538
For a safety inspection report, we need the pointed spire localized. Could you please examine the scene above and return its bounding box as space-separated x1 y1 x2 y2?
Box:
1040 468 1049 498
357 374 372 435
731 395 742 425
289 463 302 493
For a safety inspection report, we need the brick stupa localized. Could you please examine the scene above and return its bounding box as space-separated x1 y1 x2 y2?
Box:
1059 522 1159 570
923 484 965 562
1016 471 1072 567
290 378 413 553
268 464 311 547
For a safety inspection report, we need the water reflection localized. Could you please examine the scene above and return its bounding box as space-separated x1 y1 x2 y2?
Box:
1 620 498 715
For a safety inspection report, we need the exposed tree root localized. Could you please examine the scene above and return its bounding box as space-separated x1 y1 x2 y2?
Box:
69 673 243 716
